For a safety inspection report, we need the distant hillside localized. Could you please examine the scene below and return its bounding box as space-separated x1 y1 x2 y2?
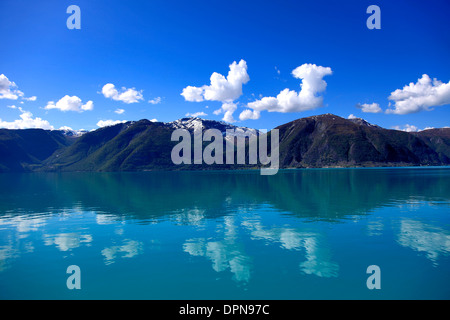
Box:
44 120 176 172
43 118 258 172
0 128 73 172
0 114 449 172
275 114 450 168
413 128 450 163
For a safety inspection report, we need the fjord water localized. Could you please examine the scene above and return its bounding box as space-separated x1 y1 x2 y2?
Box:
0 168 449 299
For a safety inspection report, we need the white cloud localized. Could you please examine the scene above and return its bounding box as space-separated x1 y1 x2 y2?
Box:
114 108 125 114
0 107 54 129
386 74 450 114
246 63 332 116
213 102 237 123
45 95 93 112
347 114 357 119
239 109 260 121
391 124 420 132
392 124 442 132
185 111 207 118
181 60 250 103
357 102 382 113
59 126 74 131
23 96 37 101
148 97 162 104
97 119 127 127
181 60 249 122
150 118 158 122
101 83 143 104
0 74 25 100
181 86 205 102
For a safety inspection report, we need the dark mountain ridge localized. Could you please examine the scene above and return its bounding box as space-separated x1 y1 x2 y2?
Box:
0 128 73 172
0 114 449 172
275 114 449 168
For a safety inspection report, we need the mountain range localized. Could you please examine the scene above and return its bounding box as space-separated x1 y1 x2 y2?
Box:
0 114 449 173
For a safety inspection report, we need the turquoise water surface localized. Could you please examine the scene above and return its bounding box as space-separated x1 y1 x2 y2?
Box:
0 167 449 299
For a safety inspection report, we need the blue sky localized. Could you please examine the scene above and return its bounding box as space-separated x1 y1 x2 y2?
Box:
1 0 449 131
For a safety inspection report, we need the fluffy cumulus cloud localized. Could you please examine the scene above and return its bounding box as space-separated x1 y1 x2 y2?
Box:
386 74 450 115
101 83 144 104
185 111 207 118
239 109 260 121
213 102 237 123
181 60 249 122
148 97 162 105
392 124 420 132
347 114 357 119
0 74 25 100
96 119 128 128
242 64 332 120
0 106 53 129
391 124 441 132
45 95 93 112
357 102 382 113
114 108 125 114
181 86 204 102
181 60 249 103
59 126 74 131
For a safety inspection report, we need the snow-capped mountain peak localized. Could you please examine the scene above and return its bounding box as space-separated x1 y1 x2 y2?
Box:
167 117 260 138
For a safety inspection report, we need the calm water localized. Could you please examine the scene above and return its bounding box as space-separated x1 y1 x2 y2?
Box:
0 168 449 299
